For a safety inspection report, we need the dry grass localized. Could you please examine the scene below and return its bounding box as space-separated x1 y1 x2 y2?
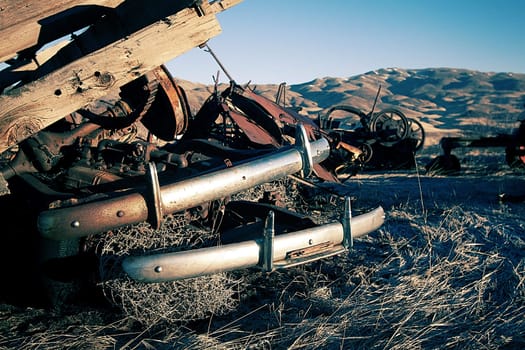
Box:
1 161 524 349
92 213 240 325
172 202 523 350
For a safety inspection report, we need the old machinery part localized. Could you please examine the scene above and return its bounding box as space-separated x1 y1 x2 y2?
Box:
369 108 410 146
121 65 190 141
295 122 314 177
407 118 425 151
426 119 525 175
342 196 353 249
275 82 287 106
357 142 374 164
318 104 426 175
505 120 525 168
146 162 163 230
506 145 525 168
262 210 276 272
1 121 102 179
0 0 388 310
322 104 368 131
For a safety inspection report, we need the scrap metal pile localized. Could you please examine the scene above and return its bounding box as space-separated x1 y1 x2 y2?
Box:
0 0 384 309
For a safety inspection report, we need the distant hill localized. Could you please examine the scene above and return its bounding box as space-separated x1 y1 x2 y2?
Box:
175 68 525 145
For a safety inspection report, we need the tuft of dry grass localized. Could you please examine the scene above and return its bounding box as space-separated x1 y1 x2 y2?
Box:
90 213 240 325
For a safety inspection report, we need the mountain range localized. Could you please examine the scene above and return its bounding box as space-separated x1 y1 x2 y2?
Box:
176 68 525 146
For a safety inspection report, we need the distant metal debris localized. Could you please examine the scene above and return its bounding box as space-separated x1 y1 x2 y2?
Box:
426 119 525 175
313 86 425 178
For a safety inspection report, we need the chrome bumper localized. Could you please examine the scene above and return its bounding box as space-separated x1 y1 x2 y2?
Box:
123 202 385 283
38 127 330 240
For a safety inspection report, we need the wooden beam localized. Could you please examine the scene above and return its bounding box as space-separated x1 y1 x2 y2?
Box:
0 0 223 89
0 0 242 154
0 0 126 62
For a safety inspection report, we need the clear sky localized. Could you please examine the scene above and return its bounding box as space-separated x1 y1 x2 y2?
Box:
167 0 525 85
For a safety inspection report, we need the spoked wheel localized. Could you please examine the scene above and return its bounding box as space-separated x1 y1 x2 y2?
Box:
407 118 425 151
370 108 410 146
324 105 367 131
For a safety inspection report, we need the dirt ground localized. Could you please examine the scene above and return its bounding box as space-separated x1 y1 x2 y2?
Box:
0 148 524 349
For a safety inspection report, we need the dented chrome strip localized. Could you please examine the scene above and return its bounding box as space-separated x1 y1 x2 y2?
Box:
122 206 385 282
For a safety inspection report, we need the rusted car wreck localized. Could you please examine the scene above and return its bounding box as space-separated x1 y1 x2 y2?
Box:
0 0 384 308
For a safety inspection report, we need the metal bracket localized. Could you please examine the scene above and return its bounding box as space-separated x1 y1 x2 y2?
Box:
342 196 353 249
295 123 313 178
192 0 206 16
261 210 275 272
146 162 163 230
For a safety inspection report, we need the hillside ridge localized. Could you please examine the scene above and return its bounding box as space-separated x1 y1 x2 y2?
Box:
175 68 525 145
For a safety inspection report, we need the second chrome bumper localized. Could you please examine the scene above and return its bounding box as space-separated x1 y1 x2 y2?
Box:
122 200 385 283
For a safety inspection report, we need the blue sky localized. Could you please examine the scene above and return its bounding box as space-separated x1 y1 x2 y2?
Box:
167 0 525 84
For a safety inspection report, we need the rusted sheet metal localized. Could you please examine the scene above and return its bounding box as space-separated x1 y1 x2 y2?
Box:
227 109 281 147
241 89 320 140
124 65 190 140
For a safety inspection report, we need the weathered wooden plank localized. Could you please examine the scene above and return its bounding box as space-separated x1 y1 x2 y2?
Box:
1 0 205 90
0 0 126 62
0 0 242 153
0 0 124 28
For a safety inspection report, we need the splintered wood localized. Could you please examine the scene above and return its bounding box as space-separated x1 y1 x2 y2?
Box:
0 0 242 154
